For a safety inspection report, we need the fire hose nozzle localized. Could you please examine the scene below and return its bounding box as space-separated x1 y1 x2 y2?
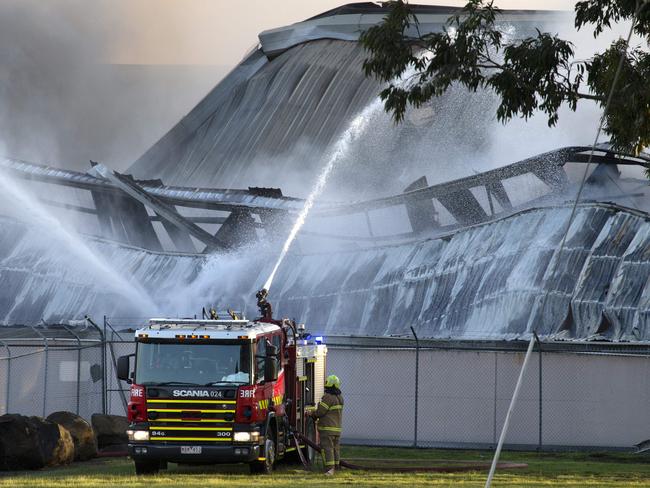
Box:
256 289 273 320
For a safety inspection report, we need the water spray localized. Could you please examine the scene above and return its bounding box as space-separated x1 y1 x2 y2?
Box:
262 97 384 294
0 173 158 313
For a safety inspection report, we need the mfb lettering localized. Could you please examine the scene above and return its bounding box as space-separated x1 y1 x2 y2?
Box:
240 389 255 398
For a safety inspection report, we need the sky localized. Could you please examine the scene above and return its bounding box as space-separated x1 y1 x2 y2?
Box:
0 0 583 172
107 0 577 66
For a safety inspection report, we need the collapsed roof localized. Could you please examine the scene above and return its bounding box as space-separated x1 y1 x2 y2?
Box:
2 199 650 342
127 4 565 196
1 4 649 343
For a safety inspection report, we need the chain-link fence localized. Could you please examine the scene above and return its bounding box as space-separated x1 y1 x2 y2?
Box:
0 323 104 419
1 319 649 450
329 337 650 450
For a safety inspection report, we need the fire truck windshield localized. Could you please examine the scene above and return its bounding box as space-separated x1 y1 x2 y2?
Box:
135 342 252 386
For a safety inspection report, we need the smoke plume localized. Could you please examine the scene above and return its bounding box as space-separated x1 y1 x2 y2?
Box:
0 0 223 172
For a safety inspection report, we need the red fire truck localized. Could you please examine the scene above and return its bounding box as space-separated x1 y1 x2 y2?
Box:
117 308 326 475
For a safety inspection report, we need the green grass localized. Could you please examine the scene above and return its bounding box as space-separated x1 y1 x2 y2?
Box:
1 446 649 487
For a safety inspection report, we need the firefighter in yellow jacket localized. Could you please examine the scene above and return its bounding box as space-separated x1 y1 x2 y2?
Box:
308 374 344 475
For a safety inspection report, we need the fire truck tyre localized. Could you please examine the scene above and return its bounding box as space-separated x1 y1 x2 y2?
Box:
304 417 318 466
134 460 160 476
249 435 275 475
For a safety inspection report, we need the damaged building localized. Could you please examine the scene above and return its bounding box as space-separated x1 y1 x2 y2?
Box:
0 3 649 449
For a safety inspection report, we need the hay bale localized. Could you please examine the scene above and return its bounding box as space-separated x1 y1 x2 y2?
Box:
47 411 97 461
91 413 128 450
0 414 75 470
50 424 74 466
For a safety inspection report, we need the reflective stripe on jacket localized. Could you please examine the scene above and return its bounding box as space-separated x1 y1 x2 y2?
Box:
314 391 344 433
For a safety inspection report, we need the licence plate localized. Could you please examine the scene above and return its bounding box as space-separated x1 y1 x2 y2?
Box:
181 446 202 454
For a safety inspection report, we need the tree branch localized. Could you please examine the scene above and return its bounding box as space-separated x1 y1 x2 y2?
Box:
576 92 606 101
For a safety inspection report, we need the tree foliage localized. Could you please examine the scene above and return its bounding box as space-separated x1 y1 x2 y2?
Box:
360 0 650 154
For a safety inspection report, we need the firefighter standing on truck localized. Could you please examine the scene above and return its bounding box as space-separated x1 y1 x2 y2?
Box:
308 374 344 475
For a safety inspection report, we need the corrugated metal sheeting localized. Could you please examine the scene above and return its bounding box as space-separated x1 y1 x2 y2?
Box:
129 40 383 189
274 204 650 340
127 8 567 201
1 203 649 341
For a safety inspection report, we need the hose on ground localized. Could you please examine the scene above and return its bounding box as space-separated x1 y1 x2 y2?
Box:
293 432 527 473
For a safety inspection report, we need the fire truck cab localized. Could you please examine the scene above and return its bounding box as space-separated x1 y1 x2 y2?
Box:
117 314 327 475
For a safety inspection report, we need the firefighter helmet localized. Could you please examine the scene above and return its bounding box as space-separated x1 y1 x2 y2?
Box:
325 374 341 389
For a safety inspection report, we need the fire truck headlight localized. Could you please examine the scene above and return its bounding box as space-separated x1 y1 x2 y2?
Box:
127 429 150 441
234 431 260 443
233 432 251 442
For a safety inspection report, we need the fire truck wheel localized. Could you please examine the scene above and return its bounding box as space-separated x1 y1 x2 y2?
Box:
134 460 160 476
304 417 318 466
249 435 275 475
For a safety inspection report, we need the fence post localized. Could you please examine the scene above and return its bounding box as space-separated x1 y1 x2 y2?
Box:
0 340 11 414
493 352 498 447
101 317 128 414
102 316 108 415
410 326 420 448
31 324 49 417
61 323 82 416
85 316 107 415
534 332 542 452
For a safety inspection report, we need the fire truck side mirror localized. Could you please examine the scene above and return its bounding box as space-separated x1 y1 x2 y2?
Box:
117 355 134 384
266 344 279 358
264 356 278 383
